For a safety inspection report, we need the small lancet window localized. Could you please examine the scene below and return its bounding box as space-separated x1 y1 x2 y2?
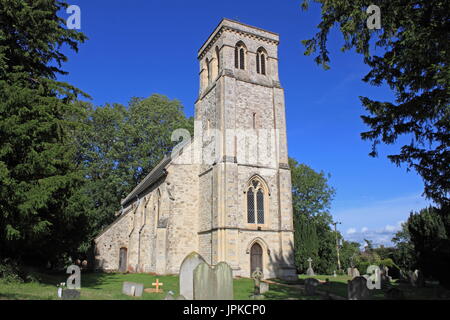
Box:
256 48 267 75
235 42 246 70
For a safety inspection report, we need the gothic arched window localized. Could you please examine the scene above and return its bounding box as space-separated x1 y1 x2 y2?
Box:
235 42 246 70
246 178 268 224
256 48 267 75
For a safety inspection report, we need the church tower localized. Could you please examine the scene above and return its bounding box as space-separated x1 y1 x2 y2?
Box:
195 19 296 279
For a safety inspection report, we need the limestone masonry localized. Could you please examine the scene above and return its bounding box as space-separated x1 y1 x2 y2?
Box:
94 19 297 279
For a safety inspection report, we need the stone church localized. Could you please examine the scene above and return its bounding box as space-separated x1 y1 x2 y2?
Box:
94 19 296 279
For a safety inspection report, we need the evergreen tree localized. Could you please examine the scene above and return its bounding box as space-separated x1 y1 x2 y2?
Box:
0 0 87 265
407 206 450 287
301 0 450 206
289 158 338 274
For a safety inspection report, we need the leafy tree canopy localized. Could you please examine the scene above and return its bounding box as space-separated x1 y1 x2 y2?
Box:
301 0 450 206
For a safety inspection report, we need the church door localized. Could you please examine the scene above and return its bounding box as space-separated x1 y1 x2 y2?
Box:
119 247 127 273
250 243 263 275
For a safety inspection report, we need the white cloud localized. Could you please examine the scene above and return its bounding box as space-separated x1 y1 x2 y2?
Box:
384 225 396 232
347 228 357 235
361 227 369 233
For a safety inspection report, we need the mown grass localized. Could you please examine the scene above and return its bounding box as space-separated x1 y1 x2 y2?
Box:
298 274 450 300
0 271 314 300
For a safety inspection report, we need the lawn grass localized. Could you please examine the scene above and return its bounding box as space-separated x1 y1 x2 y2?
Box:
3 271 446 300
298 274 450 300
0 271 314 300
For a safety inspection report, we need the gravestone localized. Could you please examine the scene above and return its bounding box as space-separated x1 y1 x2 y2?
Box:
122 281 144 297
179 252 206 300
410 269 424 288
347 276 370 300
61 289 80 300
193 261 233 300
251 267 264 299
304 278 320 296
260 282 269 294
164 292 175 300
164 291 186 300
347 267 360 278
380 267 391 288
306 258 315 276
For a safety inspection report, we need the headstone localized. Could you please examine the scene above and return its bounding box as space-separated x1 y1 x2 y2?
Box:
193 261 233 300
347 276 370 300
164 291 175 300
251 267 264 298
179 252 206 300
163 291 185 300
61 289 80 300
122 281 144 297
260 282 269 294
380 267 391 288
304 278 320 296
409 269 424 287
347 267 360 278
306 258 315 276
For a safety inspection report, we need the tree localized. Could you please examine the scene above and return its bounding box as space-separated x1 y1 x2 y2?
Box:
289 158 337 274
301 0 450 206
392 222 417 273
0 0 87 265
339 240 361 270
293 213 319 273
407 206 450 287
67 96 194 256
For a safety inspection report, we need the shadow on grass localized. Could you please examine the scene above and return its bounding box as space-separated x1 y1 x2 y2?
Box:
263 283 322 300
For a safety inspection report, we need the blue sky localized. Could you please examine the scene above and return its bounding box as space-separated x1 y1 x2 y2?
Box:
58 0 431 246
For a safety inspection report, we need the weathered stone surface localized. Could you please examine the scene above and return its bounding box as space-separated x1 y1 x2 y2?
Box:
180 252 206 300
193 261 233 300
306 267 315 276
348 277 370 300
93 19 296 281
260 282 269 294
122 282 144 297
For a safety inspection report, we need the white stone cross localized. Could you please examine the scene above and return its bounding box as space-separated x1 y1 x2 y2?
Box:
307 258 313 269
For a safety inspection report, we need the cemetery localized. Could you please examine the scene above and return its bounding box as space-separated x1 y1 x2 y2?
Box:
1 253 449 300
1 2 448 305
